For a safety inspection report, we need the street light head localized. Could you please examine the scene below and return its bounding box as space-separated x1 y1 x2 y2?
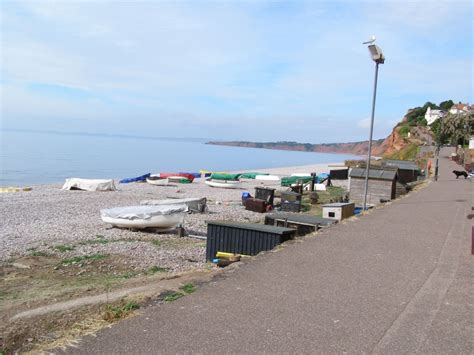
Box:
368 44 385 64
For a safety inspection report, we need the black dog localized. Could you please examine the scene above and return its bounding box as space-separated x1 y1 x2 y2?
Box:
453 170 468 179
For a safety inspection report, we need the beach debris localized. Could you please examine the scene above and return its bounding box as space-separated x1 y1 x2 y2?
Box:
0 187 32 193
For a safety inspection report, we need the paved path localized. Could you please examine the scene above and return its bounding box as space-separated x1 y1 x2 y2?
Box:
68 148 473 354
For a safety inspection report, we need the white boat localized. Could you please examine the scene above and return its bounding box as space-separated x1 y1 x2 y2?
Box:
141 197 207 213
101 204 187 229
146 176 169 186
205 179 242 189
290 173 311 177
255 175 280 181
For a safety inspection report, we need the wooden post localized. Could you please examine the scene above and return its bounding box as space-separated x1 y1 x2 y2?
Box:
310 173 316 191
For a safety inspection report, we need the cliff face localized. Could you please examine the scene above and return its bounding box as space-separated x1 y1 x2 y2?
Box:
208 139 387 156
207 116 433 157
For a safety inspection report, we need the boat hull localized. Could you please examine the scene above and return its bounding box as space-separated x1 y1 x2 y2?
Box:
205 179 242 189
101 213 185 229
146 177 169 186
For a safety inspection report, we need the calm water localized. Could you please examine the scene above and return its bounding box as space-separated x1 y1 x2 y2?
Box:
0 130 360 185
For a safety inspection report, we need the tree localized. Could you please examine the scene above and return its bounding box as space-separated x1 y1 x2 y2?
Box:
435 111 474 146
439 100 454 110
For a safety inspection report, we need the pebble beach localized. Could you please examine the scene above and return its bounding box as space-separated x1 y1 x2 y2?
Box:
0 162 346 273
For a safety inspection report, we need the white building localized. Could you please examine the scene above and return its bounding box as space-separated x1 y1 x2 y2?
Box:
449 103 469 115
425 107 446 125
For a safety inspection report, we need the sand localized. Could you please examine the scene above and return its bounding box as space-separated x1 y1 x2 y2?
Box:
0 162 344 271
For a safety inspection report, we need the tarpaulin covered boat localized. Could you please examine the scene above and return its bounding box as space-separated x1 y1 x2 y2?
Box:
141 197 207 213
209 173 241 181
119 173 151 184
101 204 187 229
239 172 269 179
156 173 195 182
205 179 242 189
62 178 116 191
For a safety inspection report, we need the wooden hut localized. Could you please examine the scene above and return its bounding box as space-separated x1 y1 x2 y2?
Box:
382 159 420 184
349 167 398 205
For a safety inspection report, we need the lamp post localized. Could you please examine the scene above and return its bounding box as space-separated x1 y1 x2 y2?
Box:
434 117 443 181
362 42 385 211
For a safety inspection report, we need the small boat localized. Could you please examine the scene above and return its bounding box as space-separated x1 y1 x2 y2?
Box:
179 172 202 179
205 179 242 189
156 173 195 182
168 176 192 184
62 178 116 191
101 204 187 229
141 197 207 213
290 173 311 177
239 172 269 180
255 175 280 181
146 176 169 186
209 173 241 181
119 173 151 184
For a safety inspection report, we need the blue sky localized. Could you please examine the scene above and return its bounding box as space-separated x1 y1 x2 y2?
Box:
1 0 472 143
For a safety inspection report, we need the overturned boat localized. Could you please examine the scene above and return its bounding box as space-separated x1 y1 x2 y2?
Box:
141 197 207 213
62 178 116 191
101 204 187 229
119 173 151 184
146 176 169 186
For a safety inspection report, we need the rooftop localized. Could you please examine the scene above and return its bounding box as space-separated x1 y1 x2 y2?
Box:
350 167 398 181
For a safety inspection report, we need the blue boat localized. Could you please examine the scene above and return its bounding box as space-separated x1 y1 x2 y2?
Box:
119 173 151 184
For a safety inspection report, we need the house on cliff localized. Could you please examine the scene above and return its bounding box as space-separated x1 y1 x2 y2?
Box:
449 102 470 115
425 107 446 125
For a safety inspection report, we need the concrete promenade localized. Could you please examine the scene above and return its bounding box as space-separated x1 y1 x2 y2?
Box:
70 148 473 354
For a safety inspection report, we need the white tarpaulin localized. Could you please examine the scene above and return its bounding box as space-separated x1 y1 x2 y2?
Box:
101 204 188 220
62 178 116 191
140 198 207 213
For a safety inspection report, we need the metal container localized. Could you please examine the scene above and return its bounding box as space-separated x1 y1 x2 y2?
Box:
329 169 349 180
206 221 296 261
280 191 302 212
255 187 275 206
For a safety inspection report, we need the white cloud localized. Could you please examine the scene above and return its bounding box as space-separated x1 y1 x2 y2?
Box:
357 118 372 129
1 1 472 142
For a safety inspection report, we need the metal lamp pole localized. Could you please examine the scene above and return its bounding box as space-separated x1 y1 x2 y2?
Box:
434 118 443 181
362 42 385 211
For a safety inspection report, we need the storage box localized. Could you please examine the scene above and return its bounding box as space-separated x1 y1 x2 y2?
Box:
322 202 355 221
245 198 268 213
206 221 296 260
255 187 275 206
281 191 302 212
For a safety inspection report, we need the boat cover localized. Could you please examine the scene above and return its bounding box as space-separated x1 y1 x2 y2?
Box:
62 178 116 191
119 173 151 184
281 176 312 186
239 172 269 179
210 173 241 181
101 204 188 220
141 198 207 213
157 173 195 182
179 172 201 178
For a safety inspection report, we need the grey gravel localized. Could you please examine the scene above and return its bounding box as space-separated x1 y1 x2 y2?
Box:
0 163 339 271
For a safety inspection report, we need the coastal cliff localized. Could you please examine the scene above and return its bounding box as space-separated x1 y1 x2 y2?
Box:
207 110 435 158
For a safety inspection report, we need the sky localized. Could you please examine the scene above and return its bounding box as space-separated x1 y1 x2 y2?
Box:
1 0 472 143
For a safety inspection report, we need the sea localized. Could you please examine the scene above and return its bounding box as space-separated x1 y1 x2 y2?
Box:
0 130 361 185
